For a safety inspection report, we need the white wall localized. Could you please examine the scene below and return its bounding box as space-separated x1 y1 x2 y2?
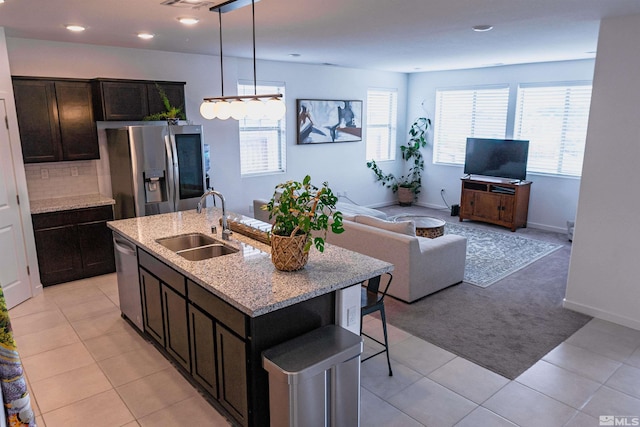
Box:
406 60 595 232
565 14 640 330
6 37 408 215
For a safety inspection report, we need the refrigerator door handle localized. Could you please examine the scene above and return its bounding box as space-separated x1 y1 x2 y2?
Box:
169 132 180 211
164 132 176 211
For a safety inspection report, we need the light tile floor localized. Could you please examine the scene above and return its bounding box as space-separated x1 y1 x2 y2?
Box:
8 274 640 427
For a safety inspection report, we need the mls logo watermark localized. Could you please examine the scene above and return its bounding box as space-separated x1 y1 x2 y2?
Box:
600 416 640 426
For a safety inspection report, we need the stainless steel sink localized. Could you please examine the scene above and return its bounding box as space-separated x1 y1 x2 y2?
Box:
175 244 238 261
156 233 238 260
156 233 218 252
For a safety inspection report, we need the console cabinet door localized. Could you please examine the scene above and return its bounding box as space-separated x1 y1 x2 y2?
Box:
472 192 502 222
499 195 515 223
162 285 190 371
140 268 165 345
189 305 218 398
217 325 248 426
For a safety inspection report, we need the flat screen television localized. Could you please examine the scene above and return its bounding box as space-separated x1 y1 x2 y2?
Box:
463 138 529 181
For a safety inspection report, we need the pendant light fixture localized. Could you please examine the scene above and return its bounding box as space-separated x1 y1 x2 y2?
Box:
200 0 285 121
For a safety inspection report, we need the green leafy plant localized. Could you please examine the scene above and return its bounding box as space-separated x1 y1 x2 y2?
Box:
367 116 431 198
262 175 344 252
143 83 186 121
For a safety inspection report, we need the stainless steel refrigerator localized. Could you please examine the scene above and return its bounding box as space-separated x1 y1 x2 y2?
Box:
106 124 205 220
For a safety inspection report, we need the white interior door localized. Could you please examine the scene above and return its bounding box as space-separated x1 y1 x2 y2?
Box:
0 99 32 308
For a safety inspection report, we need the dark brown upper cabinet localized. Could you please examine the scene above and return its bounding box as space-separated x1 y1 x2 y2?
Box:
92 79 186 121
12 77 99 163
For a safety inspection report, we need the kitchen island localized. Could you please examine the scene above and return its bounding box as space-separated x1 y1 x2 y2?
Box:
107 207 393 427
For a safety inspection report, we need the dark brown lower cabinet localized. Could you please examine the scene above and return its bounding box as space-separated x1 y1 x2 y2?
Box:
162 284 190 370
33 224 81 285
140 268 164 345
32 206 115 286
189 305 218 397
217 324 249 423
139 250 190 371
136 248 334 427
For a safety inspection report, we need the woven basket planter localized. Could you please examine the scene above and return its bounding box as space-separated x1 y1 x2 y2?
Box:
397 186 414 206
270 233 309 271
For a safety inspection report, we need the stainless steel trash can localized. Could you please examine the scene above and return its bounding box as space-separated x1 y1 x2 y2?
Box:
262 325 363 427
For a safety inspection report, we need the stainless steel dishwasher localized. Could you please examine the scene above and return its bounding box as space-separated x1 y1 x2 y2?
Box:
113 232 143 331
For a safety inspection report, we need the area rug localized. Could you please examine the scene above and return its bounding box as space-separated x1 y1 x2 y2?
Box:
384 228 592 380
445 222 562 288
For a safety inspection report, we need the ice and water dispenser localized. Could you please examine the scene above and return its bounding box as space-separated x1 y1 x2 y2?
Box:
143 168 168 204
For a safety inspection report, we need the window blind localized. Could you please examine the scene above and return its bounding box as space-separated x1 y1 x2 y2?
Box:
434 86 509 165
238 82 286 176
514 83 592 177
366 88 398 161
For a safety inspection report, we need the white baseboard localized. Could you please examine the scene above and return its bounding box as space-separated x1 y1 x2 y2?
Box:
563 298 640 331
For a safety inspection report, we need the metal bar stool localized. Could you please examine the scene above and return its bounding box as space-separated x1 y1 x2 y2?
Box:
360 272 393 376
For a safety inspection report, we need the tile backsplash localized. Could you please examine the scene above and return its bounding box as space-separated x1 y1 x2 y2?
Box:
25 160 100 201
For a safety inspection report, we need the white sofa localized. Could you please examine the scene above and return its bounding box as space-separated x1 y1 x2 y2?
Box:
253 199 467 303
325 216 466 302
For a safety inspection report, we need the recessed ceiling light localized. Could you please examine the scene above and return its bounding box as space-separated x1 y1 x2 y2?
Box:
65 25 86 32
178 17 199 25
472 25 493 32
137 32 155 40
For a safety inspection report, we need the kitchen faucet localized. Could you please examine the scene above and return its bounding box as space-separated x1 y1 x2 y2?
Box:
197 190 232 241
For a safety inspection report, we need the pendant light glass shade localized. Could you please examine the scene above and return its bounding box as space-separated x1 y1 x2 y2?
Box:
200 102 217 120
216 101 232 120
246 98 266 119
230 100 247 120
265 97 286 120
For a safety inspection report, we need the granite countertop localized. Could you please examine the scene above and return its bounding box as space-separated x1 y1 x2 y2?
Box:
30 194 116 214
107 208 393 317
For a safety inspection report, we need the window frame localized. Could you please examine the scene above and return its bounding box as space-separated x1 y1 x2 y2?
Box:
237 80 286 177
365 88 398 162
433 84 510 166
514 81 592 178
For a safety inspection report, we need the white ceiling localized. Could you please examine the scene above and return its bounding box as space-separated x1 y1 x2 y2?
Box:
1 0 640 73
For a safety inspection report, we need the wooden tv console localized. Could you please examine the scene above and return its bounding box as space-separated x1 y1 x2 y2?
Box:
459 178 531 231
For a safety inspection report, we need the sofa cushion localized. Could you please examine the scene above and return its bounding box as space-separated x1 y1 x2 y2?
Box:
353 214 415 236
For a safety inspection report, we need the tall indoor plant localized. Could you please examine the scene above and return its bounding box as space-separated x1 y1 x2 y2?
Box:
367 117 431 205
263 175 344 271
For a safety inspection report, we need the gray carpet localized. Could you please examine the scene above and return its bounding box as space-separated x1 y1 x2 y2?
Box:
379 206 592 380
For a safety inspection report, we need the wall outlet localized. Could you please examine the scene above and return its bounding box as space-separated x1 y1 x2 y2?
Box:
40 168 49 179
70 166 78 177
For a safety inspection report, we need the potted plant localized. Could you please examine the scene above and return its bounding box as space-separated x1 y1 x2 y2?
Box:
367 117 431 206
263 175 344 271
143 83 186 124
